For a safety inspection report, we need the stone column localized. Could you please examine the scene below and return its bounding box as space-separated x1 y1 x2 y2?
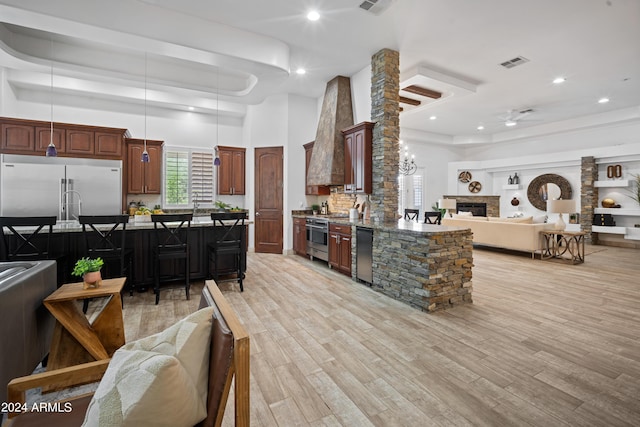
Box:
370 48 400 223
581 156 598 244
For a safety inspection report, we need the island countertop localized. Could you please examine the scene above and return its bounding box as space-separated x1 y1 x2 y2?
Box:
293 214 469 234
2 217 251 289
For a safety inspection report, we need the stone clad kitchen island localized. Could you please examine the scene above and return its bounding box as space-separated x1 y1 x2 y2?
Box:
323 216 474 313
370 220 473 312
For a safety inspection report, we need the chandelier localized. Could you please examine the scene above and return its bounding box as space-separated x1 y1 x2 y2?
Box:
399 140 417 175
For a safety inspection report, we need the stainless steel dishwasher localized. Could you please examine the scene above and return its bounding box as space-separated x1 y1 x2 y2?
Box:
356 227 373 284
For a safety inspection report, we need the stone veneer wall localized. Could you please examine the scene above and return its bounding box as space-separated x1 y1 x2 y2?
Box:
443 195 501 217
328 186 358 214
372 227 473 312
581 156 598 244
370 49 400 223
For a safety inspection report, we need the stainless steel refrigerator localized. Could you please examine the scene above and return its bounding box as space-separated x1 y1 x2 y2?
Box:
0 154 122 219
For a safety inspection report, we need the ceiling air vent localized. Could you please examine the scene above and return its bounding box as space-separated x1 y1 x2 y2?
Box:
359 0 395 15
500 56 529 69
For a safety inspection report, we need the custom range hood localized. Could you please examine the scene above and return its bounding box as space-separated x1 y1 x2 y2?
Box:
307 76 354 186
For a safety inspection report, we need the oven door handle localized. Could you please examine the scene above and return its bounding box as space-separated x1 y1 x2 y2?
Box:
306 224 328 230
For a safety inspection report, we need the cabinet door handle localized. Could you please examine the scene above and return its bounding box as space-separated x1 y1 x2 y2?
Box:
342 237 349 242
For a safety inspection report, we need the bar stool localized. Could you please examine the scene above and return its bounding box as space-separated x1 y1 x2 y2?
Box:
424 211 442 225
208 212 246 292
0 216 65 285
404 209 419 222
78 215 133 295
151 213 192 305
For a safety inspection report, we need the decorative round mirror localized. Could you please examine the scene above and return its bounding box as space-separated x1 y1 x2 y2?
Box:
527 174 573 211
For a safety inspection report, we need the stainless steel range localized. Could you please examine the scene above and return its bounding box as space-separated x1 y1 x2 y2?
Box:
306 217 329 261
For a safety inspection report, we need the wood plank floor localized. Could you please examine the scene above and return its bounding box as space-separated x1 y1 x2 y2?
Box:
120 244 640 426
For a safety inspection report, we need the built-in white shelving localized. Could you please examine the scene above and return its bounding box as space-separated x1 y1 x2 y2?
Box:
594 208 640 216
502 184 522 190
594 180 629 188
592 225 627 234
625 227 640 240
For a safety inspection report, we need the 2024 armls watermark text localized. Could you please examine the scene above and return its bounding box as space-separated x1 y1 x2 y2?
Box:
2 401 73 414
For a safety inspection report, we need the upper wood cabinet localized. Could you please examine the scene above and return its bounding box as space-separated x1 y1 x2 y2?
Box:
36 126 66 153
0 117 128 159
126 139 163 194
66 129 94 155
218 145 246 195
342 121 374 194
1 123 35 152
303 141 330 196
95 132 124 157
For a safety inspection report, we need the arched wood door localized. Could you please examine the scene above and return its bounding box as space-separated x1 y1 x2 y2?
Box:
254 146 283 253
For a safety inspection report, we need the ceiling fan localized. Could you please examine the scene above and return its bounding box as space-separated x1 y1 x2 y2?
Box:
499 108 535 127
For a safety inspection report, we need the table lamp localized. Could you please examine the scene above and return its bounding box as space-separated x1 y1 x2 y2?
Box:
439 198 457 218
547 199 575 231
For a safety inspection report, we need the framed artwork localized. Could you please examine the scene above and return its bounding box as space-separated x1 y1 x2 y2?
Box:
569 213 580 224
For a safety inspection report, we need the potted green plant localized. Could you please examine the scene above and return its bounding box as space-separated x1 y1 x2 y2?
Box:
626 173 640 206
213 200 232 212
72 257 104 289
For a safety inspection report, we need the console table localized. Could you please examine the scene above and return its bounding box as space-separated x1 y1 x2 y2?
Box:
540 230 586 264
43 277 126 377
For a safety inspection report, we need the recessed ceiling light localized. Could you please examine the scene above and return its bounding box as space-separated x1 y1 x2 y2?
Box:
598 97 610 104
505 120 517 127
477 125 484 131
295 68 306 75
429 116 437 120
188 106 195 111
307 11 320 21
553 77 566 84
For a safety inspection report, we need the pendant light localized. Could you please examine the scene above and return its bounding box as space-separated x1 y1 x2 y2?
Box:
141 52 150 163
213 67 221 166
45 38 57 157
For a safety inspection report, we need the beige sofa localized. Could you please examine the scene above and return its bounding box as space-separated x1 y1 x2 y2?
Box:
442 215 554 257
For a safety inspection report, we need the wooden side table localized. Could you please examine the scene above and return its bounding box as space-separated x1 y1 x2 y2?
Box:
44 277 126 374
540 231 586 264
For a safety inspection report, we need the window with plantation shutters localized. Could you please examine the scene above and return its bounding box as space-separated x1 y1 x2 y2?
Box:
164 147 217 207
191 152 213 203
165 151 189 205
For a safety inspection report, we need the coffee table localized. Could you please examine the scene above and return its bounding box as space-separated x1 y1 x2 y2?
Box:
44 277 126 374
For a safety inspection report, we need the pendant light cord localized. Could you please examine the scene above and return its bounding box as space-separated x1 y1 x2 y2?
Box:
50 38 53 144
144 52 147 152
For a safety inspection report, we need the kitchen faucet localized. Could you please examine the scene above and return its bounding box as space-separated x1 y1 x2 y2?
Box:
61 190 82 221
193 191 200 216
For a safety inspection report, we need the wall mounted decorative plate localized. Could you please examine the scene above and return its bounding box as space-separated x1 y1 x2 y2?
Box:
468 181 482 193
458 171 472 183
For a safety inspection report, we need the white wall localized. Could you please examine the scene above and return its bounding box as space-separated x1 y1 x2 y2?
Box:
243 93 318 252
351 65 372 124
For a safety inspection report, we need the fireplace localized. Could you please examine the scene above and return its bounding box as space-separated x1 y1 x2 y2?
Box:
456 202 486 217
443 195 500 217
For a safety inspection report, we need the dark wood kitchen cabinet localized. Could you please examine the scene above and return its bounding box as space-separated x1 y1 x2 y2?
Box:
65 128 95 155
342 121 374 194
36 126 66 153
126 138 163 194
303 141 330 195
95 131 124 157
293 217 308 257
1 117 129 159
328 223 351 276
218 145 245 195
1 122 35 152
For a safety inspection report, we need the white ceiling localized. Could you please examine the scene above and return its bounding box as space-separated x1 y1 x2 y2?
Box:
1 0 639 145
